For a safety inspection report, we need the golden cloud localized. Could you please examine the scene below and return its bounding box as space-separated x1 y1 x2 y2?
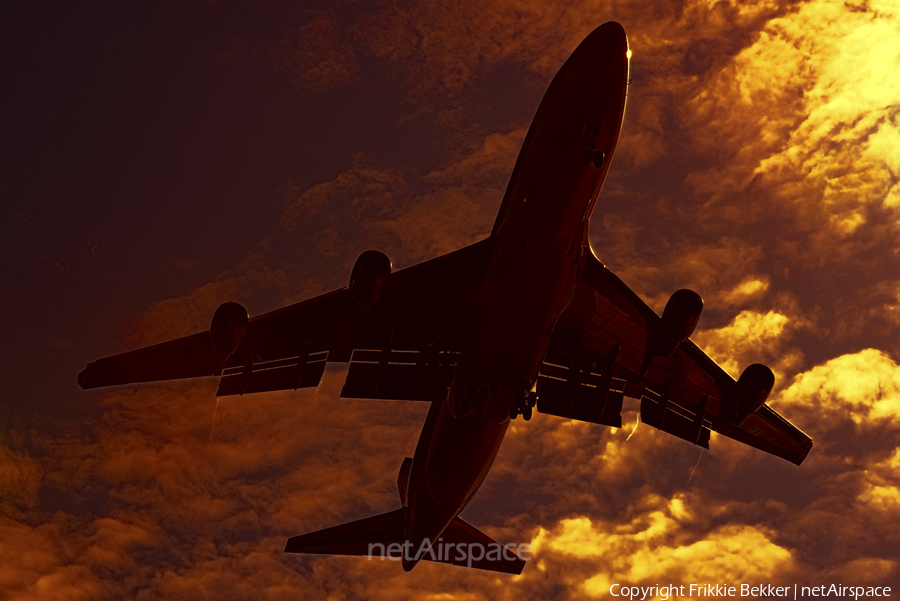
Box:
531 494 793 598
684 0 900 250
692 309 804 378
777 348 900 427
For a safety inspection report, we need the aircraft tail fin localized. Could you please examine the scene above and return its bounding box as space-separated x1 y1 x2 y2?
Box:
284 507 526 574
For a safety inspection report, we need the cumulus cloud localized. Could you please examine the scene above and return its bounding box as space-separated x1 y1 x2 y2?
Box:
777 348 900 430
492 347 900 598
532 506 794 598
753 0 900 225
692 308 805 379
682 0 900 250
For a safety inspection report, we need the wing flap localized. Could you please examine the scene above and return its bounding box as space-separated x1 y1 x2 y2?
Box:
640 393 711 449
215 352 328 397
340 349 459 402
535 362 624 427
537 379 624 427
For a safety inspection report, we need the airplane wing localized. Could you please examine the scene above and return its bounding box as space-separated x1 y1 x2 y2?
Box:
537 251 812 465
79 238 495 401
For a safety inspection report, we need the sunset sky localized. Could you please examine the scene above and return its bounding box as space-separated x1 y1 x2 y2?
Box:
2 0 900 599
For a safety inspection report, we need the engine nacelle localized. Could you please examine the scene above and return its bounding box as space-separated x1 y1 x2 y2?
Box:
349 250 391 311
733 363 775 424
210 302 249 371
660 289 703 345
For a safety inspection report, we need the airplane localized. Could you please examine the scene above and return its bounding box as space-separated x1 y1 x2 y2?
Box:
78 22 812 575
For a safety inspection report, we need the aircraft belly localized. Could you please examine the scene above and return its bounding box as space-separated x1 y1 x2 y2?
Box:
423 399 509 506
468 237 579 375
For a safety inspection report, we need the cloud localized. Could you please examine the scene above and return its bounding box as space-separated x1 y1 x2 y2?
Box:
532 504 794 598
214 11 359 93
777 348 900 429
2 368 432 599
501 347 900 598
278 127 523 266
0 442 41 510
682 0 900 249
351 0 575 107
280 163 406 232
583 0 900 365
692 308 805 378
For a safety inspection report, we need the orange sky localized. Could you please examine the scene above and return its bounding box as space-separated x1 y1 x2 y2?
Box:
2 0 899 599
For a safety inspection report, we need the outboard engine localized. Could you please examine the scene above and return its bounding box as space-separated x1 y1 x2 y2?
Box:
731 363 775 425
210 302 249 373
349 250 391 311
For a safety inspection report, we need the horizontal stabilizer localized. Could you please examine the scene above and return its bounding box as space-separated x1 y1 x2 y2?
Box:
437 515 526 574
285 508 406 556
285 508 526 574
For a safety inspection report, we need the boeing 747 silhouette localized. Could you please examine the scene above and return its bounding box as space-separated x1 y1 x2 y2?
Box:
79 23 812 574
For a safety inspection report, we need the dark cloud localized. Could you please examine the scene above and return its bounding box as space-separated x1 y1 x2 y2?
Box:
214 11 360 93
279 128 521 266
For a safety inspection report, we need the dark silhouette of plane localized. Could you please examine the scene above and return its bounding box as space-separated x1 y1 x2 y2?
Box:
79 23 812 574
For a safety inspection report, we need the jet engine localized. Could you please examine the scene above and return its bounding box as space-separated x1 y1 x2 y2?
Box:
349 250 391 311
210 302 249 372
728 363 775 425
660 289 703 345
735 362 774 414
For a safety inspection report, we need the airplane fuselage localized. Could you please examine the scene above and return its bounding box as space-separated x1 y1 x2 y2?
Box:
401 23 630 569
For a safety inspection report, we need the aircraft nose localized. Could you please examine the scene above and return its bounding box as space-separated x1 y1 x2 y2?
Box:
562 21 629 78
595 21 626 40
589 21 628 53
